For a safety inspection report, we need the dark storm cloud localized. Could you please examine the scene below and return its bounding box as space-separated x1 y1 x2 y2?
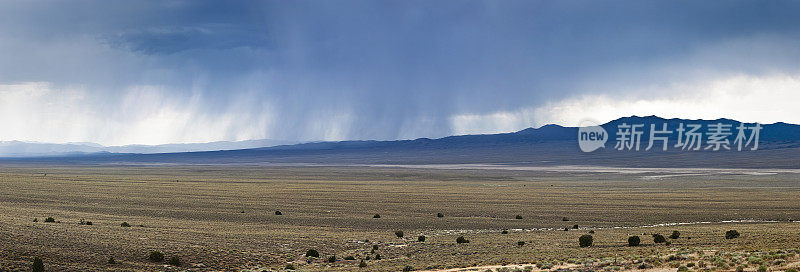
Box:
1 0 799 144
111 25 271 54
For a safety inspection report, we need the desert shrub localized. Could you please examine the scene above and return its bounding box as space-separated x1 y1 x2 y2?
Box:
32 257 44 272
757 265 767 272
437 213 444 218
344 256 355 260
726 230 740 239
374 254 381 260
628 236 640 246
418 235 426 242
515 215 523 219
638 263 653 269
328 255 336 263
148 251 164 262
456 236 470 244
579 234 593 247
562 217 569 221
373 214 381 218
748 257 764 265
285 264 296 270
589 230 595 234
121 222 131 227
786 268 798 272
573 224 579 229
564 227 570 231
44 217 55 223
372 245 379 251
670 231 680 239
395 231 404 238
85 221 93 225
518 241 526 246
358 260 367 268
33 218 38 222
501 230 509 234
168 256 181 266
275 210 282 215
677 265 688 271
687 262 695 267
653 234 666 243
403 265 414 271
108 257 116 264
305 249 319 258
667 255 685 261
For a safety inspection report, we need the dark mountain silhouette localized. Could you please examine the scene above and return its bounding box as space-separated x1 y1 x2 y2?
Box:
2 116 798 168
249 115 798 152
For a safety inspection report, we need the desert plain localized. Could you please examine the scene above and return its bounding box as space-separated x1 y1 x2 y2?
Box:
1 164 799 271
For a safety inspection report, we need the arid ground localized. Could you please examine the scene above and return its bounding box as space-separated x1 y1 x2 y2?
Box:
1 165 799 271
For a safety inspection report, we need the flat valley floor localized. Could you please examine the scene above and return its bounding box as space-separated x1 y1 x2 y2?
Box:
1 165 799 271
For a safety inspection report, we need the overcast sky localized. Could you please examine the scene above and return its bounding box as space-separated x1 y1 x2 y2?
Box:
1 0 799 145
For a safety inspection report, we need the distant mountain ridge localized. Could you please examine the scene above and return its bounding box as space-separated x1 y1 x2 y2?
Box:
258 115 799 152
0 139 299 157
2 116 798 168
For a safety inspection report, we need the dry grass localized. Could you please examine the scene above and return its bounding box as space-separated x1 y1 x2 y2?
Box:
0 165 799 271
